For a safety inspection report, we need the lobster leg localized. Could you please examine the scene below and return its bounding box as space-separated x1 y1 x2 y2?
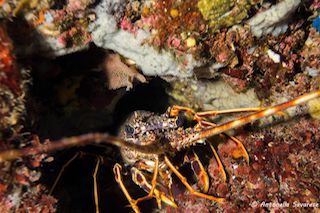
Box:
114 162 177 213
134 158 160 205
131 166 178 209
113 163 141 213
226 135 249 162
159 170 174 198
208 143 227 182
164 156 225 204
93 156 102 213
170 106 251 163
172 106 248 181
184 151 210 193
201 121 249 163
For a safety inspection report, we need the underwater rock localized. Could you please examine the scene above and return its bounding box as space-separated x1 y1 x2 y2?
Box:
0 22 56 212
248 0 301 37
0 133 57 212
0 0 319 212
90 1 200 78
0 23 26 130
0 20 58 212
169 79 260 113
301 28 320 72
165 98 320 213
103 0 127 22
4 0 93 57
308 98 320 120
198 0 256 32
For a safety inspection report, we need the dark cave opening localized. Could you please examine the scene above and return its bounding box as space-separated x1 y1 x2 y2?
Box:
25 45 170 213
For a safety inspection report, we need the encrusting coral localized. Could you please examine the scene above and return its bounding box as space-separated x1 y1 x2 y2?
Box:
0 23 25 131
164 101 320 212
198 0 257 33
0 23 56 212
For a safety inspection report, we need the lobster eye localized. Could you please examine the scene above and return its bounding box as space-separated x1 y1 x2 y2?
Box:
175 114 185 127
124 124 135 135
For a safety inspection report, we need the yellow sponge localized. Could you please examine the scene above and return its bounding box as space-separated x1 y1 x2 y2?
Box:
308 98 320 120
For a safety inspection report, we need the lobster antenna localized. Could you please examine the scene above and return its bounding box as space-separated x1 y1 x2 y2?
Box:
1 90 319 161
199 90 320 141
0 133 165 161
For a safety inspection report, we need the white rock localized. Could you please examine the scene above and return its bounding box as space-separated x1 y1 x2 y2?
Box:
267 49 281 63
248 0 301 37
90 2 201 78
306 67 319 77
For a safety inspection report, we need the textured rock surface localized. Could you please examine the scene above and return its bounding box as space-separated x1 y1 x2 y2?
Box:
170 79 260 110
90 1 200 78
248 0 301 37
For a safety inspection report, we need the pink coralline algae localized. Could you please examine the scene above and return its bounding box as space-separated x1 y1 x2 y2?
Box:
32 1 94 49
0 23 26 131
57 26 92 48
119 17 138 34
0 23 56 213
121 0 211 61
165 116 320 212
0 133 57 212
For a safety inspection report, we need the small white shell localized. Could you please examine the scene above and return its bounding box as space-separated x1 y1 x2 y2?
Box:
267 49 281 63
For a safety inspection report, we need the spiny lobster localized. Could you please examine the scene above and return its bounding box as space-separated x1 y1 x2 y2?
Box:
0 90 319 213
